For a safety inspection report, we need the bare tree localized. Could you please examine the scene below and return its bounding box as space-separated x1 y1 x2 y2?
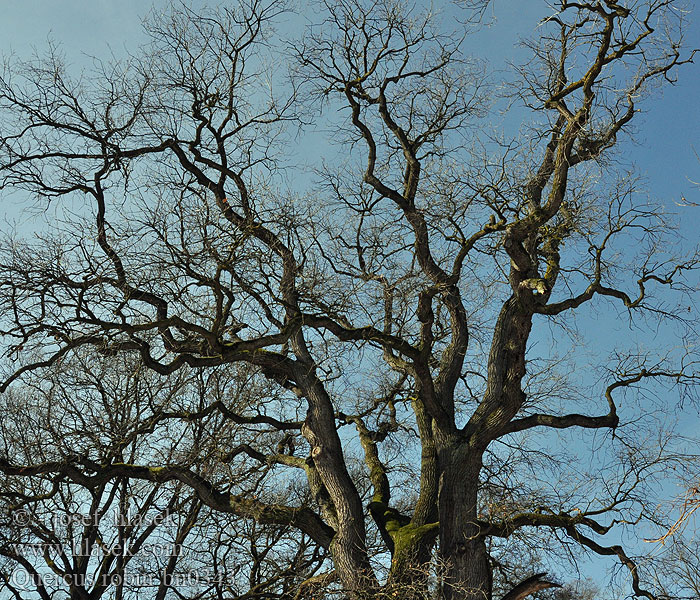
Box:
0 353 329 599
0 1 698 599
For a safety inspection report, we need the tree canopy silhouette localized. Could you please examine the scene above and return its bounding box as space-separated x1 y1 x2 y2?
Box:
0 1 699 599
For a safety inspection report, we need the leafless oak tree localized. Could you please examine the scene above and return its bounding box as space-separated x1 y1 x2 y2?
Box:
0 1 698 599
0 354 328 600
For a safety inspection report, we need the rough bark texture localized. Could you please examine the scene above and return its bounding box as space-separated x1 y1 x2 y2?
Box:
438 444 492 600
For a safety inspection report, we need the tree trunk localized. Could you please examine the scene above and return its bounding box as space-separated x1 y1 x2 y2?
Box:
299 371 378 597
438 442 491 600
385 395 441 599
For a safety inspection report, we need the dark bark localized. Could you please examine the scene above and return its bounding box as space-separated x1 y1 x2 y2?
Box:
298 370 378 595
500 574 561 600
437 441 491 600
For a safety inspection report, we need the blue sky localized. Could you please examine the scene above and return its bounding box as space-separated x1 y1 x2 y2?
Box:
1 0 698 214
1 0 697 271
1 1 699 598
